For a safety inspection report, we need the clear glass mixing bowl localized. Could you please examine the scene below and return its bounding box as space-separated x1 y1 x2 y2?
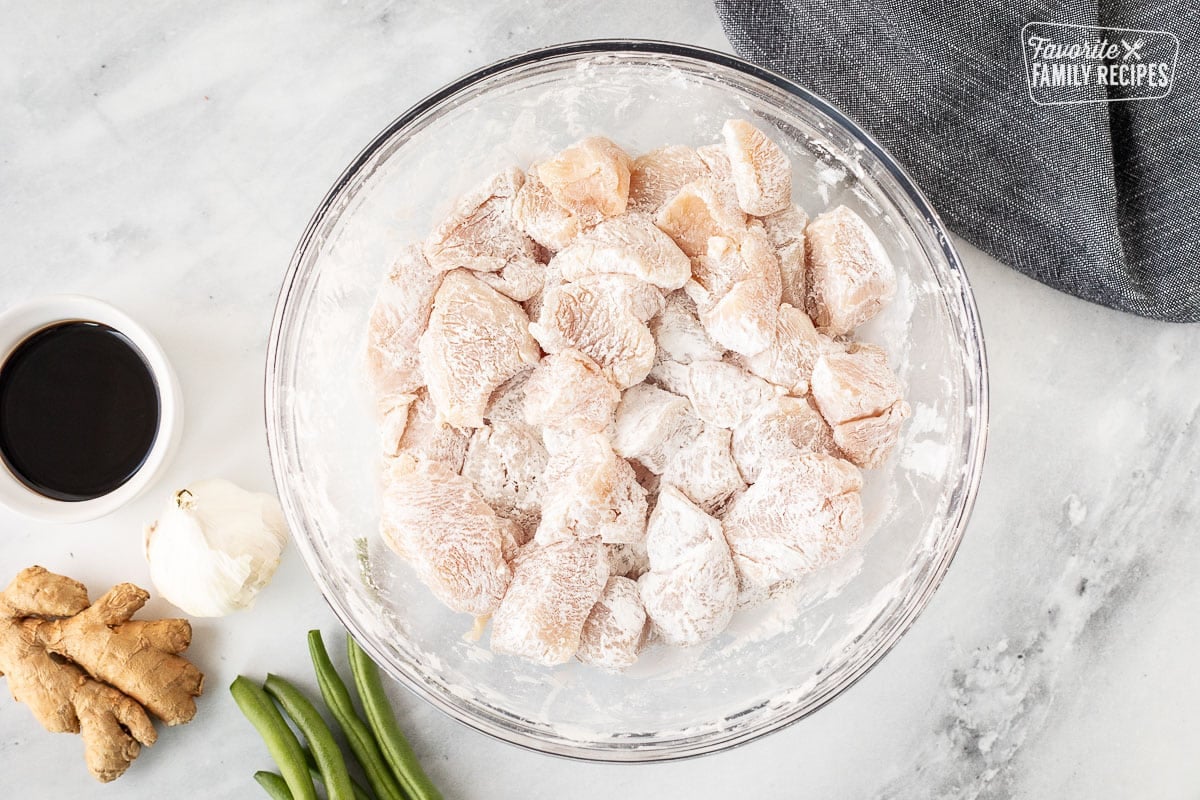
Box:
265 40 988 761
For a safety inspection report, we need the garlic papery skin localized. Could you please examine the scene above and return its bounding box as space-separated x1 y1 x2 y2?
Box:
144 478 289 617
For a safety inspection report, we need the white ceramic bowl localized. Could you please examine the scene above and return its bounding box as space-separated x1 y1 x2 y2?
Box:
0 295 183 522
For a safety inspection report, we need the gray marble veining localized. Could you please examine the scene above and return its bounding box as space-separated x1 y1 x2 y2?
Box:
1 2 1197 797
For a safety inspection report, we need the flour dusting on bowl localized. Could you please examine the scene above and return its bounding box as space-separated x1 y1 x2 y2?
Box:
266 41 987 761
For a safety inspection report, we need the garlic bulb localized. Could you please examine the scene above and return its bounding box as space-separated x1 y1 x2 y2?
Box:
144 478 289 617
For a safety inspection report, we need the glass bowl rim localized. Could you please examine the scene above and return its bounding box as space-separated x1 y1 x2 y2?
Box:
264 38 990 763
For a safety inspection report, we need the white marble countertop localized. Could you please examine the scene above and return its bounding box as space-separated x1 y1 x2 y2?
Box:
3 2 1198 797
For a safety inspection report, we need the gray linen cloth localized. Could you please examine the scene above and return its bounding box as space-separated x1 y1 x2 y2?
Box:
715 0 1200 322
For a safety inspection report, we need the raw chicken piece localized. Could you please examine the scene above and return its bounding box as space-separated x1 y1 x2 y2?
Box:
379 455 516 615
377 396 417 458
654 178 747 258
536 136 632 222
551 213 690 290
686 221 775 304
686 226 782 356
529 278 658 388
484 370 532 426
661 424 746 513
761 205 808 309
523 349 621 435
628 145 710 213
731 395 841 483
536 433 648 545
684 360 780 428
613 383 702 474
395 388 470 472
475 257 545 302
419 270 541 429
638 486 737 647
831 399 910 469
568 273 665 323
605 540 649 579
521 258 562 322
423 168 539 274
646 358 692 396
577 576 648 670
722 120 791 216
462 419 548 534
366 124 909 669
490 537 608 666
809 345 904 426
722 452 863 596
695 279 780 359
366 245 444 447
511 165 585 251
650 291 724 365
805 205 897 335
630 459 662 498
740 304 824 395
696 144 732 181
695 145 747 216
810 345 909 468
646 291 724 403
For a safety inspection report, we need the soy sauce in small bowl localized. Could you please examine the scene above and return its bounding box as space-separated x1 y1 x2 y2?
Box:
0 321 160 502
0 296 183 522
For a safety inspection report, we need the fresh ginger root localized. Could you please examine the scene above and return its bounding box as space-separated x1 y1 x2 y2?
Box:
0 566 205 782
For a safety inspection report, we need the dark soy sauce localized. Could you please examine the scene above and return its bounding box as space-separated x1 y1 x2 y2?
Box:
0 321 160 502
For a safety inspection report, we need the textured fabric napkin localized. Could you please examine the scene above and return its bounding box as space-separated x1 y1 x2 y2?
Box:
715 0 1200 322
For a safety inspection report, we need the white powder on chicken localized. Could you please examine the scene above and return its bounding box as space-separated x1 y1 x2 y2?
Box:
366 122 908 669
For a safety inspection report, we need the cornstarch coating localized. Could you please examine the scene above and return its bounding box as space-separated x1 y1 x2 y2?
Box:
365 120 907 669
